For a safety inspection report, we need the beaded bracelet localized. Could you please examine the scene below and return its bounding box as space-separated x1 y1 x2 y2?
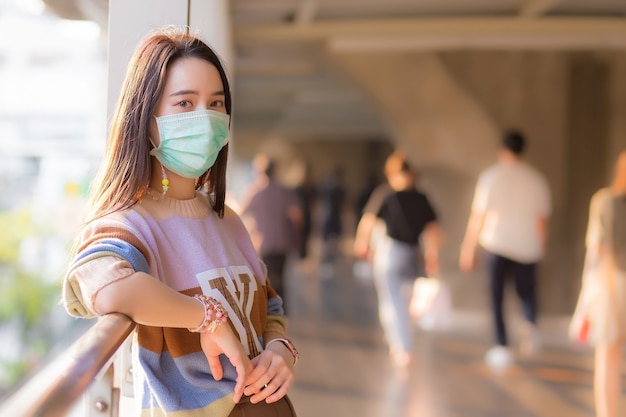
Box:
188 294 228 333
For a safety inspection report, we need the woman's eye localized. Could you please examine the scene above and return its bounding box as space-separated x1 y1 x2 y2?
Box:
177 100 192 108
210 100 224 108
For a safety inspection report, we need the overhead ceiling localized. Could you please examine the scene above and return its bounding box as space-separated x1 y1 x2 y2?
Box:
43 0 626 142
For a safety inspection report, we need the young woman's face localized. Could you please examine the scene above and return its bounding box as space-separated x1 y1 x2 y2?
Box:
150 56 226 146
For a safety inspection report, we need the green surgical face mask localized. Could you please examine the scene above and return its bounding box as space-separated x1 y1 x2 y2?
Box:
150 109 230 178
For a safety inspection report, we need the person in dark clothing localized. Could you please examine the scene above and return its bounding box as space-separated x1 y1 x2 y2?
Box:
293 162 316 260
354 150 442 368
240 155 304 312
318 167 347 265
460 130 551 369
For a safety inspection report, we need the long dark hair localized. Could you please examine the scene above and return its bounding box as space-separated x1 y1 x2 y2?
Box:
86 25 232 222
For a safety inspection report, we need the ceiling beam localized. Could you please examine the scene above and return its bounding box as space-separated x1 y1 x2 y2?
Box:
234 17 626 49
328 33 626 52
519 0 565 18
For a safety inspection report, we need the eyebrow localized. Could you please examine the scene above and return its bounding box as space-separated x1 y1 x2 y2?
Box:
169 89 225 97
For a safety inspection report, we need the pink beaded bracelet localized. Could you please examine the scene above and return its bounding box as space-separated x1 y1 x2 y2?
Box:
188 294 228 333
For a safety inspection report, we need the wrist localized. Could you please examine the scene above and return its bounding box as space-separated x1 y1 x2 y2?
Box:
265 338 299 366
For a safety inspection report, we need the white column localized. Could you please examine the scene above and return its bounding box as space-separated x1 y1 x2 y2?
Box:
189 0 235 81
106 0 189 118
107 0 235 119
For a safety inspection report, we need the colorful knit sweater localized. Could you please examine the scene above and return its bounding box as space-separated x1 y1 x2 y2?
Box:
63 190 287 417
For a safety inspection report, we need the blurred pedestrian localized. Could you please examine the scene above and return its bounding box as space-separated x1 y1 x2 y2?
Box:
241 154 304 313
318 166 348 273
354 150 442 368
569 150 626 417
459 129 551 369
293 161 317 260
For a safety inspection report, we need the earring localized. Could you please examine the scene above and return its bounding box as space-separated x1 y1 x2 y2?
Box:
160 165 169 195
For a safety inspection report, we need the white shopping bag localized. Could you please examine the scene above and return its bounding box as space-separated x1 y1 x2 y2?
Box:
409 277 452 331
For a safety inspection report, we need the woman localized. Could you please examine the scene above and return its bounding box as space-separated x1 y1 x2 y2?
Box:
570 151 626 417
353 150 442 368
62 26 298 417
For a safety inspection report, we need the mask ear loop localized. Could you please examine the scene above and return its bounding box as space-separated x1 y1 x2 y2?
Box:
149 135 169 196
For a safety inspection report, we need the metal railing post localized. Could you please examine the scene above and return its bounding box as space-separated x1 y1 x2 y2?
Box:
114 336 134 399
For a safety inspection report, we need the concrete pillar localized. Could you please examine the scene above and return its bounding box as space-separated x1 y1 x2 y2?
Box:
107 0 188 118
189 0 234 79
606 52 626 165
107 0 234 118
563 55 611 311
328 51 499 177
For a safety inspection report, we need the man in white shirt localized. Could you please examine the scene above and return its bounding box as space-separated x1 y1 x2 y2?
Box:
460 130 551 368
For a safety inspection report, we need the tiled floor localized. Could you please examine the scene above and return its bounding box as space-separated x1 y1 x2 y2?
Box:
283 251 609 417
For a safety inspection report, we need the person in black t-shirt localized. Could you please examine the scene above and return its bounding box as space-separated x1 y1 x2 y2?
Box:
354 150 442 368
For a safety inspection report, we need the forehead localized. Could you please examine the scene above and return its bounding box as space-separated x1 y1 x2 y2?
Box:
162 56 224 92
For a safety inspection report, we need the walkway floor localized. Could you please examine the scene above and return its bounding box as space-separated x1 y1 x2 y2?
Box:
283 251 610 417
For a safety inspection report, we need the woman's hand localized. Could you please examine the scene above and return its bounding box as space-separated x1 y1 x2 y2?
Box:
459 244 475 272
243 347 295 404
200 326 253 403
354 213 376 260
353 238 370 260
425 256 439 277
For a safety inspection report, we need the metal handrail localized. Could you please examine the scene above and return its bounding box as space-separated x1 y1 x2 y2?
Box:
0 313 135 417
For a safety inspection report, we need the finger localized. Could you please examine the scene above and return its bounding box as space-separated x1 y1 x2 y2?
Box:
243 373 271 396
244 378 267 396
243 366 266 387
244 352 272 387
207 356 224 381
261 379 293 404
250 367 293 403
232 361 250 403
249 381 275 404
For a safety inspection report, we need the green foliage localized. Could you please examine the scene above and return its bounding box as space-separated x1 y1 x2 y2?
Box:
0 206 62 389
0 206 59 326
0 269 61 327
0 208 35 263
0 358 30 388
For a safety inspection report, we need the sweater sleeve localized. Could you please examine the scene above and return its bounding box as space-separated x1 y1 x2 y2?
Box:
63 253 136 318
62 219 151 318
262 314 288 343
